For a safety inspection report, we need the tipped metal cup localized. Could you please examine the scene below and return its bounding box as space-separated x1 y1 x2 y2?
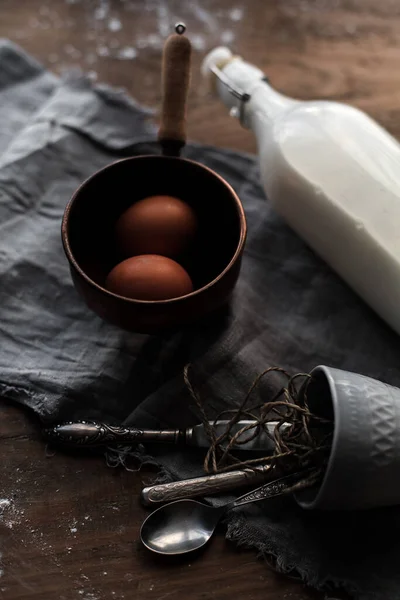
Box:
295 365 400 510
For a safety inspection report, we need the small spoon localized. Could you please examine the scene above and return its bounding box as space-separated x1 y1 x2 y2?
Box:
140 469 312 555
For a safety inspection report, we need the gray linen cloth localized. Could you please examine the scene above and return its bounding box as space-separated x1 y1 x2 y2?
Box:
1 40 400 600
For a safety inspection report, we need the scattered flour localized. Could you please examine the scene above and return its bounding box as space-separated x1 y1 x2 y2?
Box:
117 47 137 60
191 34 206 51
96 45 110 57
136 33 162 49
221 30 235 44
85 53 97 65
17 0 244 72
0 500 11 513
0 499 21 529
0 492 114 598
94 1 109 22
69 518 78 534
108 18 122 32
230 7 244 21
156 2 170 37
64 44 82 59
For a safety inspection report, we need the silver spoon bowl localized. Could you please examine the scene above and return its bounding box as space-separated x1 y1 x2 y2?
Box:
141 500 224 555
140 470 312 555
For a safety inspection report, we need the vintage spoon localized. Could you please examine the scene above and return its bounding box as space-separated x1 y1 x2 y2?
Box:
140 469 312 555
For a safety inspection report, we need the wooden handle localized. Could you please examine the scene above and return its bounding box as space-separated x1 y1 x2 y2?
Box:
158 23 192 156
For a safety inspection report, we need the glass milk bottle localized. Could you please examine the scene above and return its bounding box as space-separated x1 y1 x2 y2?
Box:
202 47 400 335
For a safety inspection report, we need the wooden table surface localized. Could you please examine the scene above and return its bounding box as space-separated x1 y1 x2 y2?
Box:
1 1 399 598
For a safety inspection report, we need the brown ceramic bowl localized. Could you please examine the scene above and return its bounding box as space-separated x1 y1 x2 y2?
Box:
61 154 247 333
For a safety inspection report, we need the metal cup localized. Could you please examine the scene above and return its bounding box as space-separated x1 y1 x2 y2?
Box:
61 154 246 333
295 365 400 510
61 27 246 334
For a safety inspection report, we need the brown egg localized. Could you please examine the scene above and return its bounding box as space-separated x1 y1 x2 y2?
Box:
115 195 197 258
105 255 193 301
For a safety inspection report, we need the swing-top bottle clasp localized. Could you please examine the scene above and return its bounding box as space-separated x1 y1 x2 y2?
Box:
210 65 251 125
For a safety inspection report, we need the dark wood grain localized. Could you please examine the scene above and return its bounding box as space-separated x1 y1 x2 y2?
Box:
0 403 324 600
0 0 398 598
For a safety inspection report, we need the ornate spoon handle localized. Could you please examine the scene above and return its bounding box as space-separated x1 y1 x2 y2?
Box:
43 419 282 449
229 469 313 509
141 465 271 505
43 421 180 447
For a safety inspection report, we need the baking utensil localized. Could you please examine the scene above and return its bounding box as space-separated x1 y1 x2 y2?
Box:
62 24 246 333
140 470 311 555
43 419 285 451
141 465 272 505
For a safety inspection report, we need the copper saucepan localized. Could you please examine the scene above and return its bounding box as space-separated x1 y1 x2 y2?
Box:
61 24 247 334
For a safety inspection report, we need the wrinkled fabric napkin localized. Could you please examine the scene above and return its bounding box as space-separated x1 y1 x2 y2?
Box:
2 39 400 600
